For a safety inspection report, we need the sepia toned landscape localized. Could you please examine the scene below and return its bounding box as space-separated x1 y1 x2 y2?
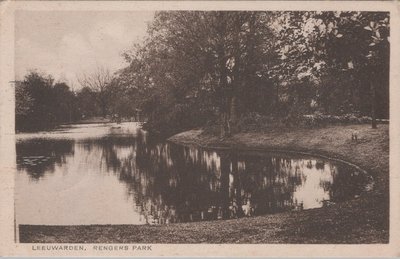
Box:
13 10 389 244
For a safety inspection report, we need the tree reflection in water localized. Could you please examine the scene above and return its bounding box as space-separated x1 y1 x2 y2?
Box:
80 130 371 225
16 139 75 181
16 127 372 225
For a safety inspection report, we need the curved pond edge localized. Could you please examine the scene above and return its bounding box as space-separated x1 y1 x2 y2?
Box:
167 136 375 193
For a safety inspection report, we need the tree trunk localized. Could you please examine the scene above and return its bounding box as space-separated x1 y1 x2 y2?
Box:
230 95 237 124
229 55 239 131
220 112 226 139
222 107 231 138
370 77 377 129
218 58 230 138
219 108 231 138
228 95 237 134
101 104 107 118
99 95 107 118
215 13 229 139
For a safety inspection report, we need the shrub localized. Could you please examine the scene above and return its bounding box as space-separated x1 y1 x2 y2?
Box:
301 113 388 127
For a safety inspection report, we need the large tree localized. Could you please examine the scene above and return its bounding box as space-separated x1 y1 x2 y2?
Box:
121 11 276 136
120 11 389 135
272 11 389 127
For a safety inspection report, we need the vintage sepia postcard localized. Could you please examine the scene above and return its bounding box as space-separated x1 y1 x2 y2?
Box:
0 0 399 257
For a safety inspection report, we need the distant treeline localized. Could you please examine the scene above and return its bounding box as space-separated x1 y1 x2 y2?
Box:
15 71 139 132
15 72 77 131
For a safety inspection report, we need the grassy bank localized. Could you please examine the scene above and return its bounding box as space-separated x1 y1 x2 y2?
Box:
20 124 389 244
170 124 389 194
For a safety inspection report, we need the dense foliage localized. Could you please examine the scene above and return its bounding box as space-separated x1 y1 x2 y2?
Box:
119 11 389 135
15 71 116 131
16 11 389 135
15 72 78 131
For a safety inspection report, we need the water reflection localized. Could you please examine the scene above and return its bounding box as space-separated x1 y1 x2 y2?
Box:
15 123 372 225
16 139 74 181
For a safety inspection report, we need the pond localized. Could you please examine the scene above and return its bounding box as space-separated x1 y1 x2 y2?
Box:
15 122 373 226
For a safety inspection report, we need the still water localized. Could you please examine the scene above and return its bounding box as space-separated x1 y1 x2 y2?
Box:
16 122 372 225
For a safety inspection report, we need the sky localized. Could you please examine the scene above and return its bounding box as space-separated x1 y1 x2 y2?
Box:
15 11 155 89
